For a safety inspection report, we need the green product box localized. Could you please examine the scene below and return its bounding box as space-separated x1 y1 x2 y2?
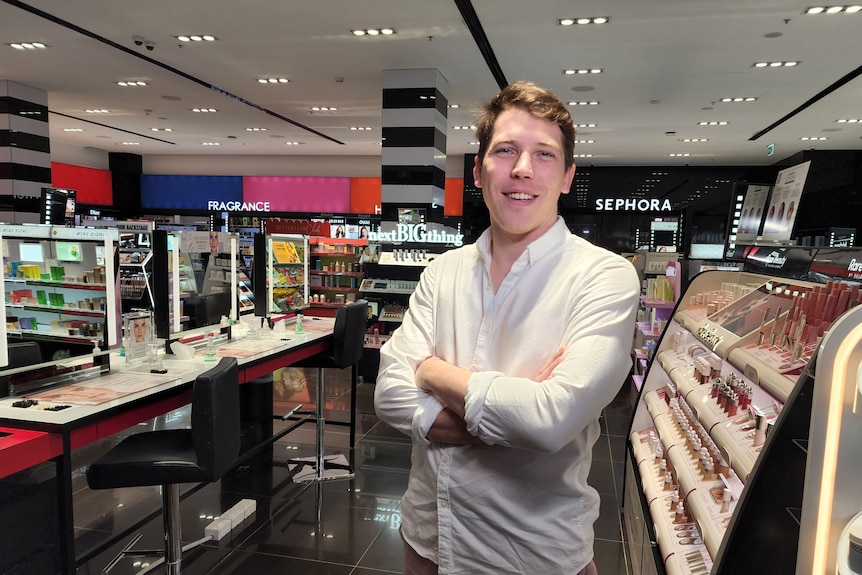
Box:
50 266 66 281
37 290 48 305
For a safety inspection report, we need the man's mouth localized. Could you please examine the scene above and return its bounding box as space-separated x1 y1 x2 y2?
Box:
505 192 536 201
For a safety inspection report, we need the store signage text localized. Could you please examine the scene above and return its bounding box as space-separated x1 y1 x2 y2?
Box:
849 259 862 273
595 198 672 212
369 223 464 247
207 200 271 212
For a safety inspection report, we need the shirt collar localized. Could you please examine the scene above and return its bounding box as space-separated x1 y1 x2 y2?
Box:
476 216 569 266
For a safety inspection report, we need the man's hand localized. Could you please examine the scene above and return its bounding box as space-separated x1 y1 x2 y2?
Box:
533 347 565 382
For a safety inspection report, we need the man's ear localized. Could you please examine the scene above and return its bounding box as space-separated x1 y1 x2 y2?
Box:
560 163 576 195
473 155 482 188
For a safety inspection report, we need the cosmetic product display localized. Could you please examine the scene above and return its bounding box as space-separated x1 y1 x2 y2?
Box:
626 270 862 575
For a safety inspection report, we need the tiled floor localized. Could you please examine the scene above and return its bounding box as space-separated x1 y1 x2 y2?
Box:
71 370 635 575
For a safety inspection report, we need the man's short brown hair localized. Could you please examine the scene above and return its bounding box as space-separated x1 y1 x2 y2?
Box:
473 81 577 170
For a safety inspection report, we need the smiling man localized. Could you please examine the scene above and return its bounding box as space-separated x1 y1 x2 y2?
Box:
374 82 640 575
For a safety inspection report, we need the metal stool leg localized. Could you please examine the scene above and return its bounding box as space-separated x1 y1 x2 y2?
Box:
289 366 354 483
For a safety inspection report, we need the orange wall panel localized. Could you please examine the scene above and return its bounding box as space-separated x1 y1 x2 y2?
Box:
349 177 381 215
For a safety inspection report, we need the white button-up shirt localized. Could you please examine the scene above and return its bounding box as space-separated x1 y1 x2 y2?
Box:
374 217 640 574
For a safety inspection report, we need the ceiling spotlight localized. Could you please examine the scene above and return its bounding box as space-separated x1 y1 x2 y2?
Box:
351 28 396 36
151 128 173 132
558 17 609 26
754 61 799 67
568 101 600 106
192 108 217 113
311 106 337 111
563 69 603 75
258 77 289 84
285 141 304 146
9 42 47 50
176 35 217 42
805 5 860 13
201 142 221 146
117 81 147 87
350 126 372 131
836 118 860 123
64 128 84 132
698 121 729 125
86 109 111 114
800 136 828 140
720 97 757 102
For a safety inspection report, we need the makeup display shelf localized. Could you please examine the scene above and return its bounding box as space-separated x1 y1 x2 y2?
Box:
1 225 120 354
624 263 862 575
252 233 309 318
306 237 367 315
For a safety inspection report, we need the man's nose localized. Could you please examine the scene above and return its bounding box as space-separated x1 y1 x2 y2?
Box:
511 152 533 178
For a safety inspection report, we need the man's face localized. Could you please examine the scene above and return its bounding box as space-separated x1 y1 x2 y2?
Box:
473 108 574 245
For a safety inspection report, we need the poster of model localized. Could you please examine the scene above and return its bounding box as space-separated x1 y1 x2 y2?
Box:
760 161 810 242
735 185 771 243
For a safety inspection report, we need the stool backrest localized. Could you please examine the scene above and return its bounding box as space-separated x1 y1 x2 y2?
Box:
191 357 241 479
331 300 368 369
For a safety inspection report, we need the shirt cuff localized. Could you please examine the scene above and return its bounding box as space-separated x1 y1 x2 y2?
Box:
411 394 445 445
463 371 501 437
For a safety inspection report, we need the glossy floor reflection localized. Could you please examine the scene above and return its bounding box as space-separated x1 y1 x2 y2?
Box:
73 373 634 575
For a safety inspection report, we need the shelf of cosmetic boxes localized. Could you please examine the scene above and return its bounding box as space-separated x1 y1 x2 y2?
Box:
310 286 360 293
310 251 362 259
7 329 102 345
309 270 364 277
655 345 780 481
637 391 741 566
5 276 107 291
5 302 105 318
636 322 661 340
631 426 714 575
641 297 677 309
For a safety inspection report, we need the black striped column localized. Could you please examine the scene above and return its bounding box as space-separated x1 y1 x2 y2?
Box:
0 81 51 223
381 69 448 226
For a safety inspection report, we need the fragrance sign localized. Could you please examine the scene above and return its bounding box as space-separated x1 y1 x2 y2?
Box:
207 200 271 212
369 223 464 247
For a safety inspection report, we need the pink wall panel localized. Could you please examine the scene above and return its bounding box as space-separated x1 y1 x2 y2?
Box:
243 176 350 212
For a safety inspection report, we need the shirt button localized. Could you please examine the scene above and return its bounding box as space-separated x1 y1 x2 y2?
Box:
440 500 449 508
485 284 491 291
442 456 450 464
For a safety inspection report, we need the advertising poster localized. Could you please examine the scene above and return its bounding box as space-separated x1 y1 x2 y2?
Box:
761 161 810 242
735 185 771 243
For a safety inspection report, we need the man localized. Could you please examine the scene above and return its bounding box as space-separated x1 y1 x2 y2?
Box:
374 81 640 574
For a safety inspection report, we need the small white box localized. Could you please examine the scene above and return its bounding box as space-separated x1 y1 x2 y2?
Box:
204 518 232 541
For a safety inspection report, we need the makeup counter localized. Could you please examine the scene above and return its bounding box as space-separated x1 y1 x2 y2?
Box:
624 245 862 575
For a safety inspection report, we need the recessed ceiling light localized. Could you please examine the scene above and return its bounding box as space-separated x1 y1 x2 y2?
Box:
576 123 597 128
698 121 729 125
558 17 609 25
9 42 47 50
63 128 84 132
753 61 799 67
573 154 594 158
668 153 691 157
121 142 140 146
285 141 304 146
258 78 289 84
192 108 217 113
245 127 267 132
151 128 173 132
86 109 111 114
176 35 217 42
453 125 473 130
352 28 396 36
681 138 709 142
201 142 221 146
720 97 757 102
568 101 600 106
350 126 372 131
800 136 828 140
117 81 147 87
311 106 337 111
836 118 860 123
575 139 595 144
804 5 862 13
448 104 460 109
563 69 603 75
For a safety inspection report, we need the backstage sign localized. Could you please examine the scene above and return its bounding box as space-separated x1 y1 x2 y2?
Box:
368 223 464 247
207 200 271 212
596 198 673 212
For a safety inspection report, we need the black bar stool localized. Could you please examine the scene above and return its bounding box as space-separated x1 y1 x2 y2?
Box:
288 300 368 482
86 358 241 575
